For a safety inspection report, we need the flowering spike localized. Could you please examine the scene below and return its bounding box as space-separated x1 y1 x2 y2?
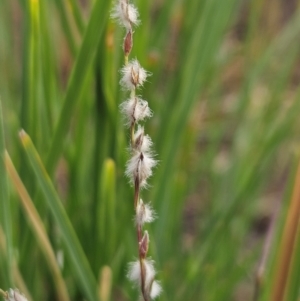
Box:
112 0 162 299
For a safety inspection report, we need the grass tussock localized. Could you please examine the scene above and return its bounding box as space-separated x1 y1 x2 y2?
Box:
0 0 300 301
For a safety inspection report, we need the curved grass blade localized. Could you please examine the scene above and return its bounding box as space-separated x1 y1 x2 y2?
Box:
284 223 300 301
19 130 98 301
4 151 70 301
268 157 300 301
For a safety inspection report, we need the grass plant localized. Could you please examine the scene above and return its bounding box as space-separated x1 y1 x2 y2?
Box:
0 0 300 301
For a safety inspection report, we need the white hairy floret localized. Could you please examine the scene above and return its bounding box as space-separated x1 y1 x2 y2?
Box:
120 97 152 127
138 281 162 300
5 289 28 301
111 0 140 29
135 199 156 225
128 260 162 300
133 126 153 153
120 59 148 90
128 259 156 287
149 281 162 299
125 151 157 188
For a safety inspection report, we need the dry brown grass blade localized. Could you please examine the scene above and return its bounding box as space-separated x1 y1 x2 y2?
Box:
4 151 70 301
269 158 300 301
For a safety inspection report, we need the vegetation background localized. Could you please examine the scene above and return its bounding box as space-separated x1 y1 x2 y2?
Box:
0 0 300 300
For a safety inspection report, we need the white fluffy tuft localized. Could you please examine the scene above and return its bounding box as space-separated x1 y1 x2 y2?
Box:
135 199 156 225
111 0 140 29
125 151 157 188
133 126 153 153
120 97 152 127
127 259 156 287
120 59 149 90
150 281 162 299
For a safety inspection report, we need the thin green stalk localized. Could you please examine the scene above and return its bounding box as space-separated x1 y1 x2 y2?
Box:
0 100 13 287
96 159 116 267
54 0 77 57
28 0 40 143
92 63 108 269
39 0 57 138
46 0 110 175
68 0 85 35
20 0 29 127
20 130 98 301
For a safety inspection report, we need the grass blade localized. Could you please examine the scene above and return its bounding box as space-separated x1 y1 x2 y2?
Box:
96 159 116 267
4 151 70 301
46 0 111 175
68 0 85 35
0 100 13 287
19 130 98 301
269 157 300 301
284 224 300 301
53 0 77 57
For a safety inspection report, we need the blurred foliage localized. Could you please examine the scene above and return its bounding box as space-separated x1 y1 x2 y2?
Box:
0 0 300 300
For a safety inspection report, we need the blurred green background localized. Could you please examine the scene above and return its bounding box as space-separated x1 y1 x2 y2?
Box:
0 0 300 300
